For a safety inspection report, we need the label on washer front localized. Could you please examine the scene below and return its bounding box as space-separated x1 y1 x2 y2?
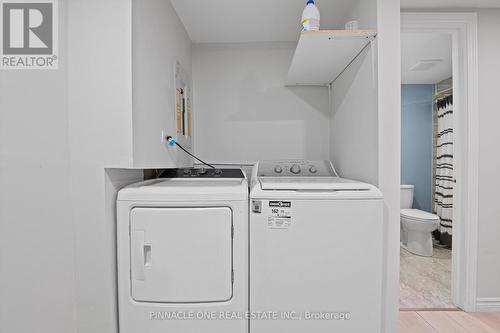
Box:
267 201 292 230
252 200 262 213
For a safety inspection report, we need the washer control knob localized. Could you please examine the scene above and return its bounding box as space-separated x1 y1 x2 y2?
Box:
274 166 283 174
214 169 222 175
197 168 207 175
290 164 301 174
309 166 318 174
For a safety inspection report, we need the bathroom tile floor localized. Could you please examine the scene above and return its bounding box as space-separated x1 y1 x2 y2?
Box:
400 246 454 309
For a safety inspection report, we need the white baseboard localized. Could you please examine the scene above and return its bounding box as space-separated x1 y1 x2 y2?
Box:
476 297 500 312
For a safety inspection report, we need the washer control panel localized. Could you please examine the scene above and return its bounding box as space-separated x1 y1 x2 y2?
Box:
160 168 245 178
257 160 338 177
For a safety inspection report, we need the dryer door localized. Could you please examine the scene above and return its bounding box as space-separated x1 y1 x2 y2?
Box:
130 207 233 303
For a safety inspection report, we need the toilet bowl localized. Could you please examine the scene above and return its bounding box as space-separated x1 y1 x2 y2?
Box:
400 209 439 256
400 185 440 256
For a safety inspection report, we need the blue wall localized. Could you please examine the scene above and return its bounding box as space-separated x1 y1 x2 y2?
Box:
401 84 434 212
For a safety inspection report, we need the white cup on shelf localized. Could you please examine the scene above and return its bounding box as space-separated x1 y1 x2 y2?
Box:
345 20 359 30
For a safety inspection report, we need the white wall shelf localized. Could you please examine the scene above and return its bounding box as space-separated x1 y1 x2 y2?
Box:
286 29 377 86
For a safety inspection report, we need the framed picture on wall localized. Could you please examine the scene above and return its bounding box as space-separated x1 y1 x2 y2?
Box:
174 61 193 149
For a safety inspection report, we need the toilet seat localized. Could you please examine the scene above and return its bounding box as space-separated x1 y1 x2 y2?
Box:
400 209 439 222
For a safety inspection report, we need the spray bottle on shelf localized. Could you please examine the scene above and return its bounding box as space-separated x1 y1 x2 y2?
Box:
301 0 320 31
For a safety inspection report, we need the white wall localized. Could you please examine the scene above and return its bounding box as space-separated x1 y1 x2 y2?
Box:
67 0 134 332
377 1 401 332
330 45 378 183
132 0 192 168
1 0 193 331
0 1 76 333
193 42 330 163
345 0 378 29
67 0 195 331
331 1 401 332
476 9 500 300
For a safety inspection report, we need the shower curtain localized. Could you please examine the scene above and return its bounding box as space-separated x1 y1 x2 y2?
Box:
434 95 453 247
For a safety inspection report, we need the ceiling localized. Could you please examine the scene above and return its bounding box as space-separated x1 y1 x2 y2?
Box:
401 0 500 9
170 0 354 43
401 33 452 84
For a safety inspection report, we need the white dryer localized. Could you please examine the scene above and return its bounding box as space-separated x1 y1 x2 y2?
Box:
117 168 248 333
249 160 383 333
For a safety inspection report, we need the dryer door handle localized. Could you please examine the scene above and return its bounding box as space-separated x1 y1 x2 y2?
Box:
132 230 146 281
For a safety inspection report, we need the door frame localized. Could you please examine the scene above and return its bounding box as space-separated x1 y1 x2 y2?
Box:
401 12 479 312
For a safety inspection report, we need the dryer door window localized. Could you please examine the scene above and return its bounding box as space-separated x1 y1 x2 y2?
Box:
130 207 233 303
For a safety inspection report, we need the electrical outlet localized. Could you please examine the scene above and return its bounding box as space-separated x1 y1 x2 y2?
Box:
161 130 168 144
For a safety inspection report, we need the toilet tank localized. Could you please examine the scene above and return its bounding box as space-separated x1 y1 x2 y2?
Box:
400 185 414 209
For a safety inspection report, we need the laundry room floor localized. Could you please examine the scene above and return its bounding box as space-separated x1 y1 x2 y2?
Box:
399 311 500 332
400 246 454 309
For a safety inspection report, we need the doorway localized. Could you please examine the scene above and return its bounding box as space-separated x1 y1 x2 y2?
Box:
400 32 454 309
400 13 479 312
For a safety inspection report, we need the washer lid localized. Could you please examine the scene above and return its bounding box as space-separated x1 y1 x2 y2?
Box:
400 209 440 221
259 177 372 191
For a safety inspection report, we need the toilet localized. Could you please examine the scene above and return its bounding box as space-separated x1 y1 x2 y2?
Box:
400 185 440 256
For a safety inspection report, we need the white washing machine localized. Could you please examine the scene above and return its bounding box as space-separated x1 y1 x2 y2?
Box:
250 160 384 333
117 168 248 333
